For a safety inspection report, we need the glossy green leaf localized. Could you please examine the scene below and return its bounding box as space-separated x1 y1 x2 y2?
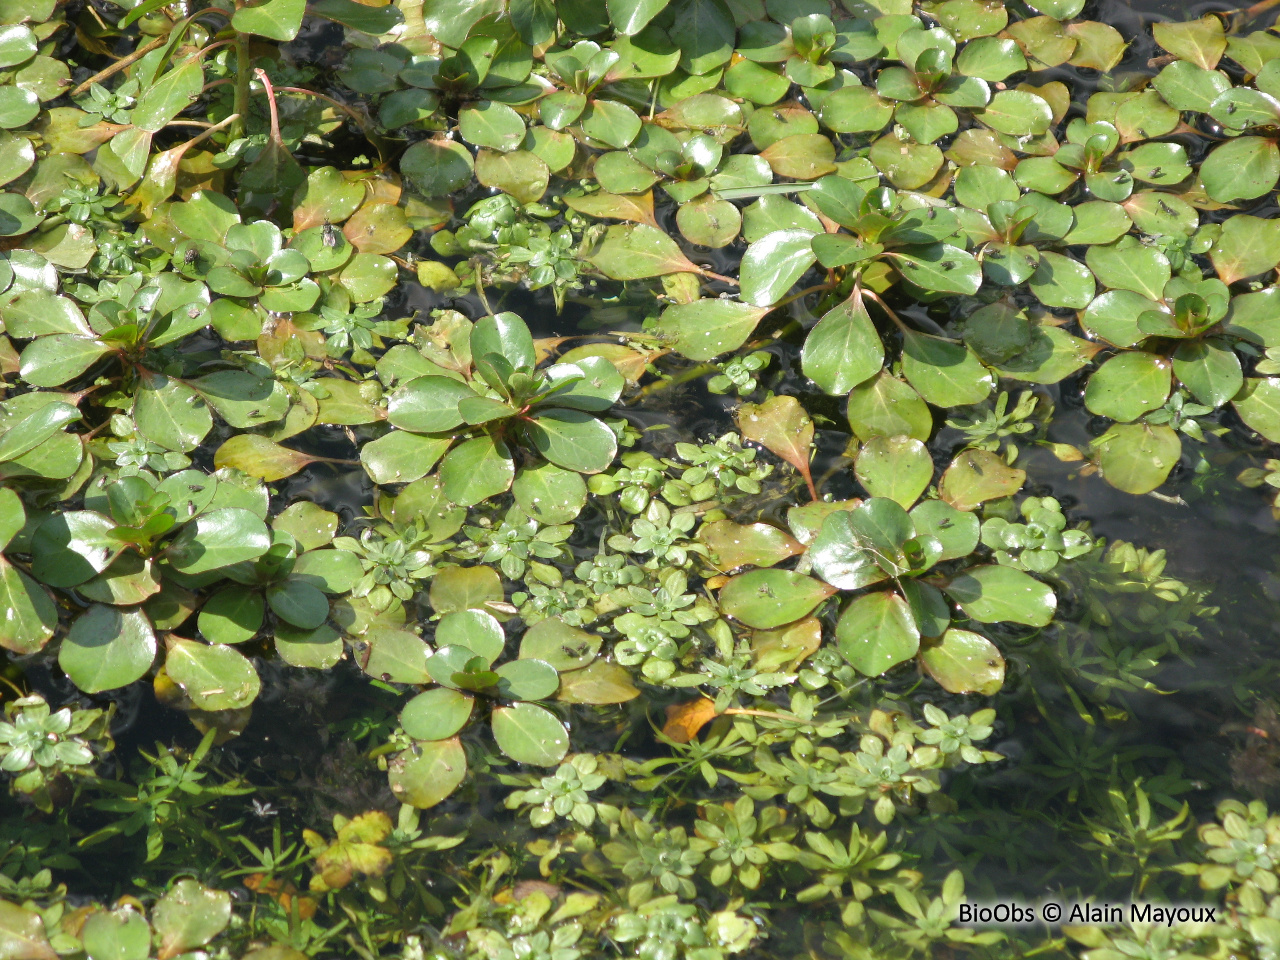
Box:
513 461 588 523
919 628 1005 694
198 587 264 644
491 702 569 765
401 688 474 741
1094 422 1180 495
524 408 617 473
166 508 271 575
587 223 699 279
801 289 883 395
0 556 55 654
1084 351 1171 422
847 371 933 442
855 436 932 508
440 435 516 506
718 569 837 628
389 737 467 808
739 229 819 307
945 564 1055 626
231 0 305 40
59 605 156 694
836 591 920 677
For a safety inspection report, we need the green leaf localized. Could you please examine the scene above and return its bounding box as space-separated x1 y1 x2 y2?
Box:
152 881 232 959
944 564 1055 626
436 609 505 664
846 371 933 442
213 435 322 481
524 408 617 473
1094 422 1180 495
361 430 451 485
459 100 527 152
977 90 1053 135
0 400 78 462
607 0 670 35
1085 237 1170 300
266 578 329 629
893 244 983 296
556 660 640 704
718 569 837 628
387 375 473 433
361 627 431 684
673 0 735 74
0 86 37 128
901 331 993 407
0 900 57 960
1172 338 1241 410
231 0 305 40
430 564 503 614
1209 214 1280 285
134 372 213 453
473 311 535 373
166 638 260 710
400 139 474 197
440 435 515 506
0 556 55 654
809 508 889 590
587 223 699 279
1028 250 1095 309
81 909 150 960
910 499 979 561
700 520 803 571
1232 378 1280 443
1081 290 1160 348
495 658 560 701
855 436 932 508
192 371 289 429
519 617 601 670
310 0 402 32
59 605 156 694
1152 16 1226 69
166 508 271 575
401 688 474 740
739 229 819 307
475 148 549 204
198 587 264 644
132 59 204 133
675 195 742 247
938 449 1025 510
513 462 587 524
389 737 467 808
581 99 642 149
1084 351 1171 422
0 24 34 68
0 486 23 553
653 299 770 361
18 334 110 387
801 289 883 395
491 702 569 765
1200 137 1279 203
919 628 1005 694
31 510 118 587
836 591 920 676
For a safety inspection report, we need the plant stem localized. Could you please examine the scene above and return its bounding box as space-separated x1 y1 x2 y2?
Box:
230 28 250 143
70 34 167 97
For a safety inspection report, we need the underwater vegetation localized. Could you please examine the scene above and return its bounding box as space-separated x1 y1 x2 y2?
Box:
1 0 1280 956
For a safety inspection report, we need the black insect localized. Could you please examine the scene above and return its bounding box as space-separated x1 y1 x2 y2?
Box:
322 220 340 248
